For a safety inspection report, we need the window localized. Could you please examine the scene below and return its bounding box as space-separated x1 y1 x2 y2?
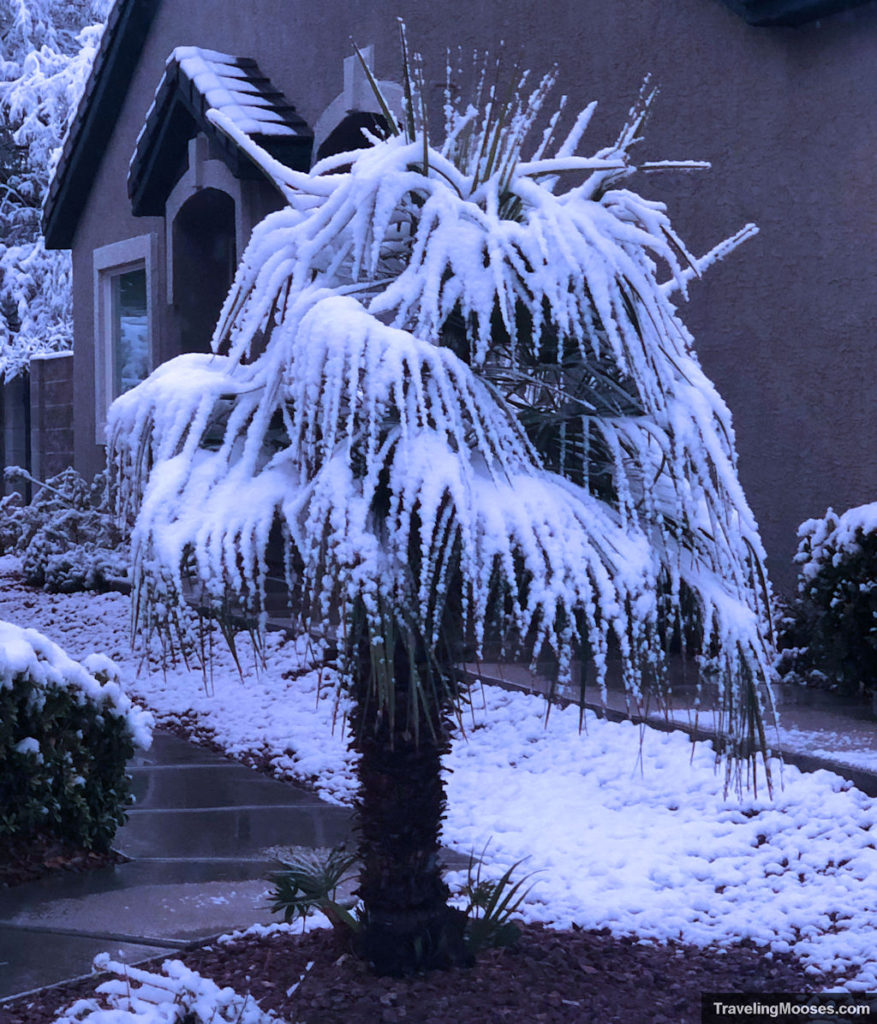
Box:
93 234 155 443
110 266 148 394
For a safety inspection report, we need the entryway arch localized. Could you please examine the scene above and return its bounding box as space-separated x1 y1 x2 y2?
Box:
170 187 236 354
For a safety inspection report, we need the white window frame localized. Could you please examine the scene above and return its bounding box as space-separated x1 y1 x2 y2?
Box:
93 233 157 444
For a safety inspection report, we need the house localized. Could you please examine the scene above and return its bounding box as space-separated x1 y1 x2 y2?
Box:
38 0 876 595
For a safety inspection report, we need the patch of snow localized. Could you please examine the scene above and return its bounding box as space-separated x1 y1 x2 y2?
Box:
30 349 74 362
14 735 41 757
173 46 301 138
218 915 333 945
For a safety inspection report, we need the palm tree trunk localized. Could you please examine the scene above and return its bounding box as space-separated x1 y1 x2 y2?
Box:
350 638 471 976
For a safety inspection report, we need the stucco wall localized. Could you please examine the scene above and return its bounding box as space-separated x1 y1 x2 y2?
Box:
69 0 877 594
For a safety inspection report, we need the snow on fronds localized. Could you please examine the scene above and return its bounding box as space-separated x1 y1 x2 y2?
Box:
109 64 774 775
54 955 287 1023
0 619 152 750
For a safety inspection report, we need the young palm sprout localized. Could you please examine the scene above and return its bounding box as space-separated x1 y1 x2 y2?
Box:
109 37 775 975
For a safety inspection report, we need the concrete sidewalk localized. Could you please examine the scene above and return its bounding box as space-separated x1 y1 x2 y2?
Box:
0 732 355 1002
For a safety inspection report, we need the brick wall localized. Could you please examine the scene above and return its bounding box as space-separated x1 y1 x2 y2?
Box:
1 375 30 497
29 352 74 481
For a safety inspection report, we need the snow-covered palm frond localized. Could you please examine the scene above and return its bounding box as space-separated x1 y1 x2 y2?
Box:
109 57 775 780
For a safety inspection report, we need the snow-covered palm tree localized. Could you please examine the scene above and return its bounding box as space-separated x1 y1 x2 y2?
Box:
109 49 775 975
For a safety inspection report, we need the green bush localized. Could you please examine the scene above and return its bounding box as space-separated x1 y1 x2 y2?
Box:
0 620 152 851
0 466 129 592
778 503 877 700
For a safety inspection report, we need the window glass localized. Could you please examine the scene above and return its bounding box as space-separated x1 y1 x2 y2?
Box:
111 267 148 396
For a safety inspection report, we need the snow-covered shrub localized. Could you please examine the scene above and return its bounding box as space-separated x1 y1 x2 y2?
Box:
54 955 288 1024
0 466 129 591
0 621 152 850
778 503 877 699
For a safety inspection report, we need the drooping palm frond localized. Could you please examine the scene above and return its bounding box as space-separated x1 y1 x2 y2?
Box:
108 47 775 785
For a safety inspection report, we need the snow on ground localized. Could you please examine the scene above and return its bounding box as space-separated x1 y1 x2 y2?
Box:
1 554 876 990
778 724 877 772
0 556 356 804
444 687 877 990
666 707 877 775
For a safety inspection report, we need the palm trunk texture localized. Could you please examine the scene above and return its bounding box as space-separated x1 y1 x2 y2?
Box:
350 641 471 976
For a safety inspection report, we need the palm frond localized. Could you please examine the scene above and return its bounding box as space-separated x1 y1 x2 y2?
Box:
108 40 775 788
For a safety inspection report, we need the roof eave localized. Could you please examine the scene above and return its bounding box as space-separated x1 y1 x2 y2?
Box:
128 49 313 216
42 0 160 250
719 0 873 25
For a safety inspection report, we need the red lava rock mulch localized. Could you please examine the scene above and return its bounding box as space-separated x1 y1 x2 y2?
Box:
1 922 838 1024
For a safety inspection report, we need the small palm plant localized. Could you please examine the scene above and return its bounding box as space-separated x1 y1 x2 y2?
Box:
268 846 359 934
109 31 775 975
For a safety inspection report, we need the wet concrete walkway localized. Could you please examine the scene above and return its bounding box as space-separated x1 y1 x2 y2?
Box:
0 733 354 1002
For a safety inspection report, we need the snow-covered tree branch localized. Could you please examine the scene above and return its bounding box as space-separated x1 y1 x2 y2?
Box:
0 0 110 380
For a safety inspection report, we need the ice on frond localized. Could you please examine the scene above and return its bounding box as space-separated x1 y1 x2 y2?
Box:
109 55 775 782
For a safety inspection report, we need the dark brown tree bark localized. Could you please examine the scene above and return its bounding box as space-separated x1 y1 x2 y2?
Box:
349 631 471 976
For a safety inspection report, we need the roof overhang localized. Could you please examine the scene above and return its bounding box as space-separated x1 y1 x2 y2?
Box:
717 0 873 25
43 0 160 249
128 48 313 217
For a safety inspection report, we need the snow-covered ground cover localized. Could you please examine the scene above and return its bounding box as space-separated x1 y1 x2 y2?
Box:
445 689 877 989
0 617 149 750
54 955 283 1024
1 554 876 991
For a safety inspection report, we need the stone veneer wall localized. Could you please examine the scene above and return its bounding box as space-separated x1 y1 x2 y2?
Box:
29 352 74 482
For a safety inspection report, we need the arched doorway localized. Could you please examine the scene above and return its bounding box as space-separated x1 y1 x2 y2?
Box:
171 188 236 354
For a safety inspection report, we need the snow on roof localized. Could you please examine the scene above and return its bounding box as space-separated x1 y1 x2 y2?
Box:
128 46 312 216
171 46 301 138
